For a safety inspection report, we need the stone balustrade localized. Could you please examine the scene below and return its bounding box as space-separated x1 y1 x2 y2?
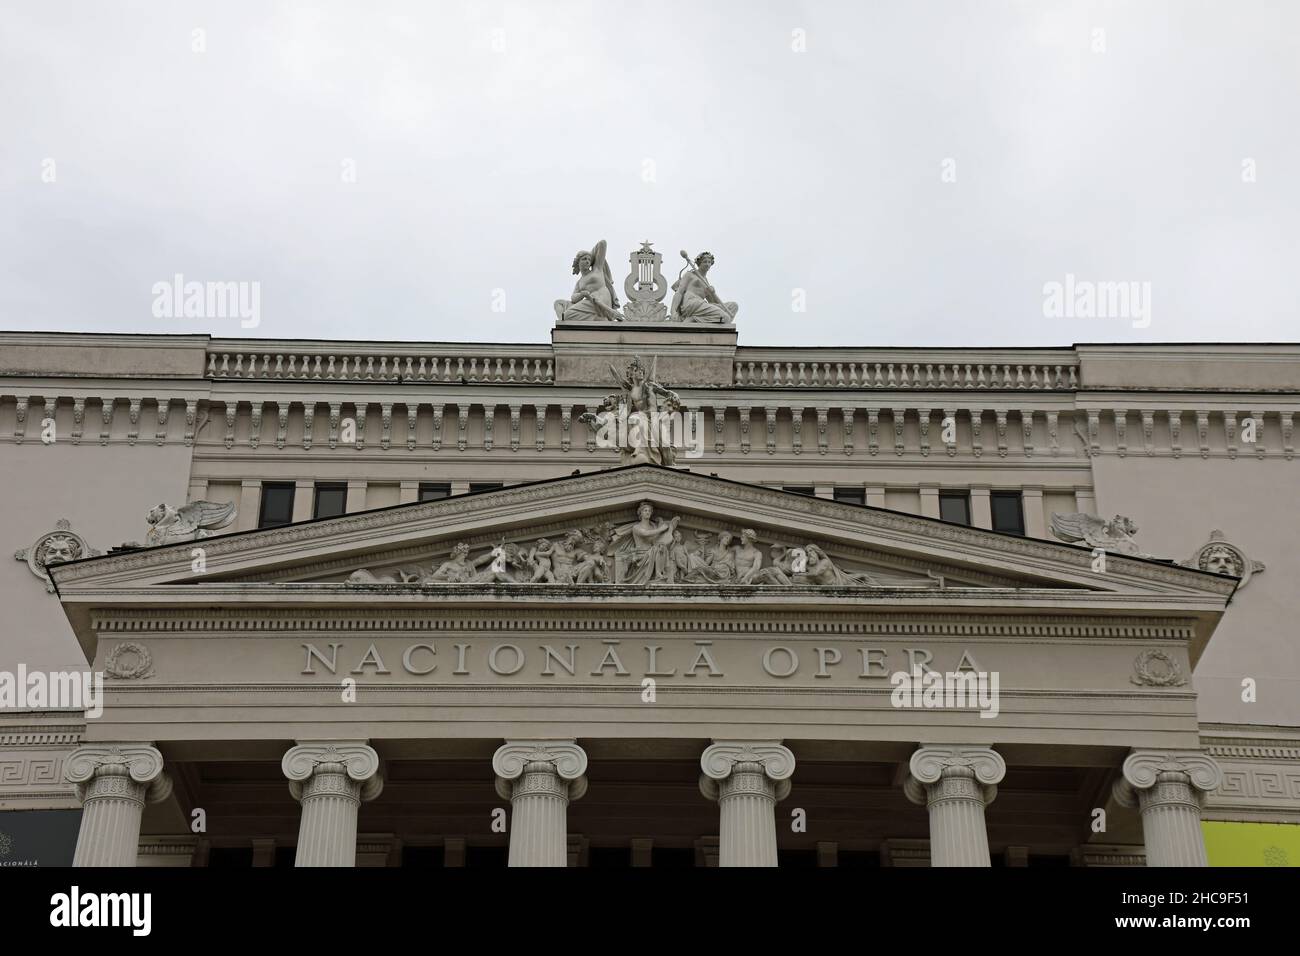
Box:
732 355 1079 390
206 345 555 384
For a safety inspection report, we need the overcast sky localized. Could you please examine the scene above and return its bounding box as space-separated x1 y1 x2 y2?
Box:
2 1 1296 347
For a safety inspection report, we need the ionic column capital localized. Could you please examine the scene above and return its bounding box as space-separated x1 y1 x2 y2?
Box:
1112 749 1222 809
493 739 588 801
699 740 795 802
65 744 171 805
282 741 383 803
904 744 1006 807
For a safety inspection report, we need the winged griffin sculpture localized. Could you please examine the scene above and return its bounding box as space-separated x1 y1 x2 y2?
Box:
1049 512 1155 559
143 501 238 547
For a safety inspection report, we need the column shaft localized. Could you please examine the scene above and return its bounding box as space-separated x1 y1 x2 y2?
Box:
283 742 382 868
66 745 169 869
700 741 795 868
493 740 587 868
295 766 363 866
73 769 149 867
905 745 1005 868
1114 752 1221 868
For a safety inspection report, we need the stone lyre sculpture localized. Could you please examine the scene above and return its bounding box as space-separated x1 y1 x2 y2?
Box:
553 238 623 322
670 249 738 323
622 240 669 321
579 355 684 466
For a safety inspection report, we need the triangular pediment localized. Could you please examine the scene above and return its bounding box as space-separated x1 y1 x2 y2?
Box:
54 466 1236 608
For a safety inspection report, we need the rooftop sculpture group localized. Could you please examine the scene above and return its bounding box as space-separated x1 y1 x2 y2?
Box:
554 239 738 324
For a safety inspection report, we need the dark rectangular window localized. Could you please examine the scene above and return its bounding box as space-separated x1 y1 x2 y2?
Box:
833 487 866 506
419 482 451 502
313 483 347 519
468 482 503 494
991 491 1025 536
258 483 295 528
783 485 815 497
939 492 971 526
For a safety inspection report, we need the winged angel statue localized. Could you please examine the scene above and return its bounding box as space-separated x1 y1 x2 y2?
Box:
554 238 622 322
143 501 238 547
1049 512 1155 559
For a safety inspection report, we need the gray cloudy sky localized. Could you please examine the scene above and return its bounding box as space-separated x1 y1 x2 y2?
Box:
2 1 1296 347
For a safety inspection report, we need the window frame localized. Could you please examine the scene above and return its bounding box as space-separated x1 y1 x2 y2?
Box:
257 482 296 529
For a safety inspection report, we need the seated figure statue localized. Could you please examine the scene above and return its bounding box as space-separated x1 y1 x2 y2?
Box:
554 239 623 322
670 251 738 323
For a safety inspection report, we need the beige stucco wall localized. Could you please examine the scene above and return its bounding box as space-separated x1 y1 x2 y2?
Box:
1091 455 1298 725
0 429 195 673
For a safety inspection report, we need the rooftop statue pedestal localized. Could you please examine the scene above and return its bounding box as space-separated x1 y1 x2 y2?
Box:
552 321 737 388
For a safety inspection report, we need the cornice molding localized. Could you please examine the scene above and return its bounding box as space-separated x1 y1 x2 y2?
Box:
87 605 1198 640
50 466 1237 597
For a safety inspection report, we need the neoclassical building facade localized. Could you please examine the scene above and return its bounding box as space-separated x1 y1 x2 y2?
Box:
2 298 1298 867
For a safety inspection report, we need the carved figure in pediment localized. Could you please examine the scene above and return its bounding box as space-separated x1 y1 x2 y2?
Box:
572 529 612 584
475 541 526 582
526 538 557 583
685 531 737 584
611 502 679 584
347 567 422 585
1050 512 1156 559
143 500 237 547
748 543 795 585
793 544 879 587
733 529 765 584
422 542 491 583
665 530 692 584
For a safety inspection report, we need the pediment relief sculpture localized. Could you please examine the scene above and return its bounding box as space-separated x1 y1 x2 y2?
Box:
345 501 940 590
14 518 101 592
1178 530 1264 588
1050 512 1159 559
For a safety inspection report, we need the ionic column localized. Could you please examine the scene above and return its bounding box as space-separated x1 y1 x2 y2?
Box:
699 740 795 867
1112 750 1221 867
493 739 587 867
904 744 1005 867
282 741 383 867
66 744 171 867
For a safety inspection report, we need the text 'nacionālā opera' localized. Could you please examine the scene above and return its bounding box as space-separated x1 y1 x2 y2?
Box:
1 239 1298 867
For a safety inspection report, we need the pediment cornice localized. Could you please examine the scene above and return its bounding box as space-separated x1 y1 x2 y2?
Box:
51 465 1236 600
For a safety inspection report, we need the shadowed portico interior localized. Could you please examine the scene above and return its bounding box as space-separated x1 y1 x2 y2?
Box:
138 740 1129 867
